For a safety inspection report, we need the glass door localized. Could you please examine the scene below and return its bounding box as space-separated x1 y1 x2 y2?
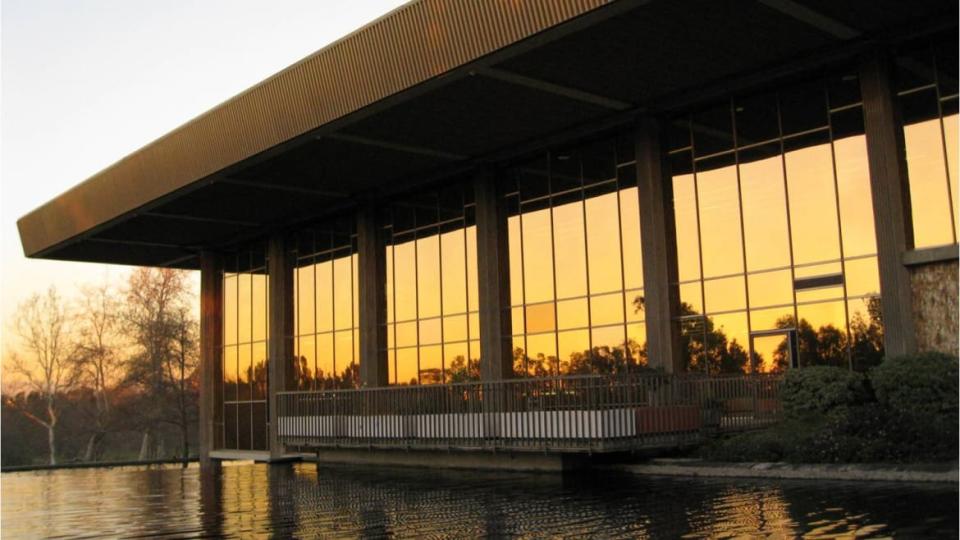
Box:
749 328 797 373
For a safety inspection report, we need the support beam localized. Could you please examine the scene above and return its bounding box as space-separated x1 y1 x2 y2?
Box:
219 177 349 199
473 67 633 111
357 206 388 387
198 251 223 468
757 0 860 40
474 169 514 381
325 133 468 161
635 118 683 373
859 51 917 356
267 234 295 459
143 211 262 228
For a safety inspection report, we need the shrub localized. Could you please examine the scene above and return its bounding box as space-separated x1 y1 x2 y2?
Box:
780 366 868 419
871 352 959 417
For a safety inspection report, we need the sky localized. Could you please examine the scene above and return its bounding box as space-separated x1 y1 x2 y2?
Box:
0 0 409 373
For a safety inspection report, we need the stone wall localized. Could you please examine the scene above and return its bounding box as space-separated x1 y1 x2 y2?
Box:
910 259 959 357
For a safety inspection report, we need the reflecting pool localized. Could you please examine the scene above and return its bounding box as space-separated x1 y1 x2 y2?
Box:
2 462 957 538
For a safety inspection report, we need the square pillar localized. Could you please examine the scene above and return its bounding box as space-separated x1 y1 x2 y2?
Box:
267 234 295 459
635 118 683 373
860 51 917 356
198 251 223 467
474 169 514 381
357 206 388 387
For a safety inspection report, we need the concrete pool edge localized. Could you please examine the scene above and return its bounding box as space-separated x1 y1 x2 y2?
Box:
605 458 960 484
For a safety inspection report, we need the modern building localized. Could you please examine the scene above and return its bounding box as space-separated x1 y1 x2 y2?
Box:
18 0 958 467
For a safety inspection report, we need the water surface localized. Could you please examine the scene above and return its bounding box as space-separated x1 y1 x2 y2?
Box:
2 461 957 538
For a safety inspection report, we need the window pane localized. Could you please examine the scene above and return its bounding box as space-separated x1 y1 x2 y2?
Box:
786 136 841 264
591 325 627 370
796 301 848 368
848 296 884 371
316 333 333 387
237 344 251 401
443 315 468 343
625 290 644 322
385 245 394 323
834 133 878 257
704 276 746 314
672 156 701 282
750 306 795 332
445 341 471 383
697 159 744 278
525 333 557 377
313 260 332 332
740 150 791 271
440 229 467 315
419 345 443 385
466 226 479 312
619 187 644 290
525 302 556 334
416 234 441 319
557 298 588 330
507 214 524 306
944 108 959 239
296 266 315 335
844 257 881 298
591 292 625 326
708 312 749 375
511 307 524 336
552 200 588 299
748 270 793 309
334 256 353 330
751 334 789 374
419 318 442 346
558 329 589 373
393 240 417 322
679 282 703 315
237 273 251 344
223 345 237 402
251 342 267 400
522 207 555 303
224 275 237 345
627 322 647 367
335 330 353 383
586 192 624 294
251 273 267 343
905 114 955 247
397 348 418 386
395 321 417 348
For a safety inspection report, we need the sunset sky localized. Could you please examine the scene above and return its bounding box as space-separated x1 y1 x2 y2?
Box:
0 0 408 371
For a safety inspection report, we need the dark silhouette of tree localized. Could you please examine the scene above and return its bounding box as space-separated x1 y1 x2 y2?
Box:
447 355 479 383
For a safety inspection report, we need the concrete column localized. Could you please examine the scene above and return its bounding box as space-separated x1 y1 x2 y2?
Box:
860 51 917 356
267 234 295 459
198 251 223 467
635 118 683 373
357 206 388 387
474 169 514 381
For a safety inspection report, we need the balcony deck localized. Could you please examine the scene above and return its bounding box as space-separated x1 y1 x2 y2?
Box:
277 373 781 454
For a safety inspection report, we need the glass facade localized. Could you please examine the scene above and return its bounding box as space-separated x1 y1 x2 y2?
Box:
668 71 884 373
291 220 360 390
382 183 480 385
896 38 959 248
221 248 269 451
503 136 648 376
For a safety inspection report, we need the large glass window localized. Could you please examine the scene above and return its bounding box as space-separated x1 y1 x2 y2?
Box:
291 219 359 390
896 38 959 248
669 71 884 373
383 183 480 385
221 248 269 451
505 135 646 377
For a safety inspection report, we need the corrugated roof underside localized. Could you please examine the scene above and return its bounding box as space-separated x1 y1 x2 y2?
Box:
18 0 611 257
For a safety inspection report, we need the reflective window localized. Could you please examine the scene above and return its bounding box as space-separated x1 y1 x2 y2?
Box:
670 71 883 373
505 138 647 376
291 219 359 390
221 247 269 451
383 183 480 385
897 39 959 248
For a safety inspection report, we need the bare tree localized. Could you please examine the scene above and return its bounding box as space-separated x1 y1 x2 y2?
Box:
5 287 78 465
166 305 199 461
74 281 124 461
124 268 195 460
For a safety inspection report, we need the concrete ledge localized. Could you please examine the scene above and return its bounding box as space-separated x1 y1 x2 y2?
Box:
311 448 584 472
903 244 959 267
608 458 959 484
208 450 304 463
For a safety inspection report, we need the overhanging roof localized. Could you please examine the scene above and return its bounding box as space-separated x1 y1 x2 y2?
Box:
18 0 957 268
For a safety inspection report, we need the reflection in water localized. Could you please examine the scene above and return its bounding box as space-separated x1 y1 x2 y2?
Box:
2 462 957 538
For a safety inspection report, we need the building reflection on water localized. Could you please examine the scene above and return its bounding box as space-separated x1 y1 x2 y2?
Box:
2 462 956 538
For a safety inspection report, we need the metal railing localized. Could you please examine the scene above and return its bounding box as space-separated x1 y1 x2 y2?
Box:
276 373 782 453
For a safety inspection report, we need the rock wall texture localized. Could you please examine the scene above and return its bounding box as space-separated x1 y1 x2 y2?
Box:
910 260 959 357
